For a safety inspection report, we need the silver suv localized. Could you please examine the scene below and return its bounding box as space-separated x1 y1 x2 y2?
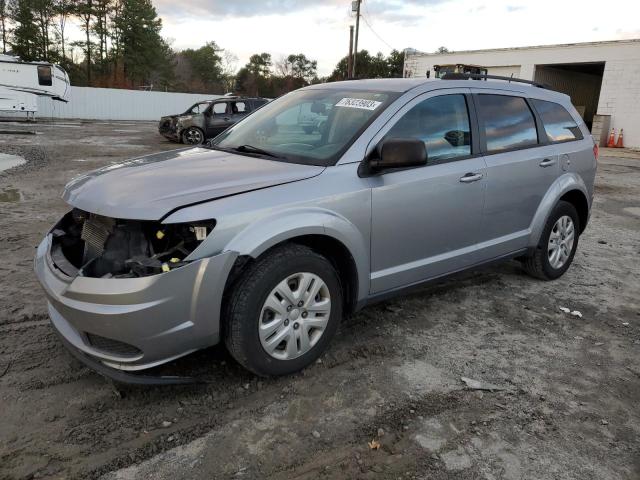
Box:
35 78 597 382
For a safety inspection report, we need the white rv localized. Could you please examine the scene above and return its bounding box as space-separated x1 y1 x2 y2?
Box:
0 54 70 119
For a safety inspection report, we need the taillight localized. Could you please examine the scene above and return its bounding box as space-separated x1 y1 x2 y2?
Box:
593 144 599 161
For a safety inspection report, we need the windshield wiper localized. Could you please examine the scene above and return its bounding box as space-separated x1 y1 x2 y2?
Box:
232 144 282 159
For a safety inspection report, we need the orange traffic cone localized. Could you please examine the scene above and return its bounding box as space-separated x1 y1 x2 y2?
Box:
607 128 616 148
616 129 624 148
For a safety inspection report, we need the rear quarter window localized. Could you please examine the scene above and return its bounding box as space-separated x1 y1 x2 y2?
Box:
531 99 584 143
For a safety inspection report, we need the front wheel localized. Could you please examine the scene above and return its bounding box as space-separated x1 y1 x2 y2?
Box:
522 200 580 280
181 127 204 145
224 244 343 376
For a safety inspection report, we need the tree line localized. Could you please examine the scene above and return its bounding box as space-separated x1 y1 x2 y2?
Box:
0 0 408 96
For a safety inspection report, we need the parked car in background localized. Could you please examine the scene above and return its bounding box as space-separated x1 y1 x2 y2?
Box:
159 96 269 145
36 77 596 383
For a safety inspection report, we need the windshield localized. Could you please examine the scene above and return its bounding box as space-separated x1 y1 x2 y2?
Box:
186 102 210 115
212 89 397 166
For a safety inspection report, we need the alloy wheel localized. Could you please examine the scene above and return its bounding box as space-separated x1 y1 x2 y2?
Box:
184 128 203 145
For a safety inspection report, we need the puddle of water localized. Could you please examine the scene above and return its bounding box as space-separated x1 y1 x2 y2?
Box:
0 188 22 202
0 153 26 172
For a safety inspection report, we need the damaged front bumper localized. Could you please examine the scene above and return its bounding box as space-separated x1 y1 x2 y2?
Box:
35 234 237 377
158 118 182 142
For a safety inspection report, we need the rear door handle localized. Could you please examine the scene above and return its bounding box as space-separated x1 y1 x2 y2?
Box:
539 158 557 168
460 172 484 183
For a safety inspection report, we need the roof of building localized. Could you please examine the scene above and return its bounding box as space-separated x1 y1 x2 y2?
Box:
408 38 640 58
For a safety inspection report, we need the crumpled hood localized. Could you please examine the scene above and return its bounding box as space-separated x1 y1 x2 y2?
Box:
63 147 325 220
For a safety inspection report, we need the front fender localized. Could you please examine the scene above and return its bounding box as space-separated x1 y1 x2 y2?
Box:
529 173 589 247
224 207 370 302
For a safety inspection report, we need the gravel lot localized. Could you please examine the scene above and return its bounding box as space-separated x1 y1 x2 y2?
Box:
0 121 639 480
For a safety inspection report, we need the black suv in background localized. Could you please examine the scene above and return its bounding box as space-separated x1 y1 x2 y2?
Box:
159 96 269 145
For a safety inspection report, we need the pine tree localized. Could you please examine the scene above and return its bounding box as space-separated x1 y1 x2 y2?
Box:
9 0 42 60
114 0 168 87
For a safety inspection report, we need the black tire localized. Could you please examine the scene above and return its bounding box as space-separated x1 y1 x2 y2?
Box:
522 201 580 280
181 127 204 145
224 244 343 376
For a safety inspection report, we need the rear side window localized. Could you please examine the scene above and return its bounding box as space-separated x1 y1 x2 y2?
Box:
531 99 583 143
233 101 247 113
385 94 472 162
212 103 228 115
477 95 538 153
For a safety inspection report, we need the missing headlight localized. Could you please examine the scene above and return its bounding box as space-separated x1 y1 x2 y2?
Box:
50 209 215 278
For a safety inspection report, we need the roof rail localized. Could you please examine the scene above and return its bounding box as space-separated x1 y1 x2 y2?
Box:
441 72 550 89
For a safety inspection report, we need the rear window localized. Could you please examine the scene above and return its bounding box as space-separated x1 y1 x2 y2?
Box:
477 94 538 153
531 99 583 143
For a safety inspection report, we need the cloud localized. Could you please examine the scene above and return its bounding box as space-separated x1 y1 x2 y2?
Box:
155 0 344 18
157 0 450 23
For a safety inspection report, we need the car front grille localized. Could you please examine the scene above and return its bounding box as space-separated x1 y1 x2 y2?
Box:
86 333 142 358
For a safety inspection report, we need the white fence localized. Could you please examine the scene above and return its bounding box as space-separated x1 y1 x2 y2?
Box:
35 86 222 121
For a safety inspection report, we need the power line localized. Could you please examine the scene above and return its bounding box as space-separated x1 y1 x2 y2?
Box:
361 14 395 51
360 0 396 51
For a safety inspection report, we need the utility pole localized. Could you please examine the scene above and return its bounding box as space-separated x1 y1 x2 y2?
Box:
352 0 361 78
347 25 354 79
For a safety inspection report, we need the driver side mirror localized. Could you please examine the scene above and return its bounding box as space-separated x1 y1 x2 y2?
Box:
368 138 427 171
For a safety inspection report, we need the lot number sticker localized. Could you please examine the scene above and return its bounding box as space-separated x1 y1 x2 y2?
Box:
335 98 382 111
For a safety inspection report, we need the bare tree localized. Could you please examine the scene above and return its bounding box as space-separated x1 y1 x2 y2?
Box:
76 0 94 84
274 55 293 77
93 0 110 64
220 49 238 92
54 0 73 62
0 0 8 54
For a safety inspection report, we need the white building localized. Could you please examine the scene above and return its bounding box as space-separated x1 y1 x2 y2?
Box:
404 39 640 149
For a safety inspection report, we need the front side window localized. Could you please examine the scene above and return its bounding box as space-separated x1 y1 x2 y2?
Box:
187 102 209 114
477 95 538 153
37 66 52 86
531 99 583 143
212 103 228 115
213 89 396 166
385 94 471 162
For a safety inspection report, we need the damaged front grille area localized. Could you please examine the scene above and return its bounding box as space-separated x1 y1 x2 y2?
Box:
50 209 215 279
81 214 115 263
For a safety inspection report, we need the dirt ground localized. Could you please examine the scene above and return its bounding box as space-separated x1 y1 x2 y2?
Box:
0 120 638 480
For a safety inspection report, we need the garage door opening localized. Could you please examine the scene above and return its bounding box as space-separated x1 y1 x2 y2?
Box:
534 62 605 131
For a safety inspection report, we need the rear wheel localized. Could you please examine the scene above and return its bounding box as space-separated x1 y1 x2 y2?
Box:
522 201 580 280
224 244 343 376
182 127 204 145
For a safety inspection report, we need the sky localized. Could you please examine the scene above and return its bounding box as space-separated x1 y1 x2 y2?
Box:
75 0 640 77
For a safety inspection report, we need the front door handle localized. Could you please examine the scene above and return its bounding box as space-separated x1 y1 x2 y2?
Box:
539 158 557 168
460 172 484 183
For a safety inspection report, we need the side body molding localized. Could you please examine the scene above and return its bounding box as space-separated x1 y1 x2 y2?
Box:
223 208 370 303
528 172 590 247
